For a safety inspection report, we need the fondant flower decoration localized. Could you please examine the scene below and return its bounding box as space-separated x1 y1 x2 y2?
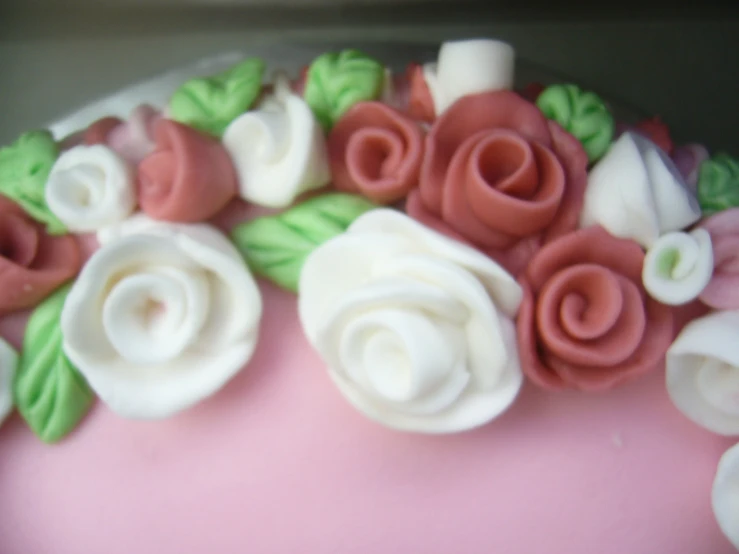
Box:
672 143 710 191
422 39 515 116
0 337 18 427
667 310 739 435
0 196 81 315
303 49 386 130
0 130 66 234
518 225 674 391
223 75 331 208
713 442 739 550
698 153 739 215
328 101 424 204
169 57 265 137
61 216 262 419
698 208 739 310
580 131 701 248
405 63 435 123
138 119 237 222
536 84 614 163
642 229 713 306
45 145 136 232
298 209 524 433
406 90 588 277
85 105 160 165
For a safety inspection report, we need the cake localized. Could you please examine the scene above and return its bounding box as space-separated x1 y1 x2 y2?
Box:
0 39 738 554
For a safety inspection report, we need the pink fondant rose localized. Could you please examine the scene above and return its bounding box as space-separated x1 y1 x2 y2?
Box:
84 106 161 165
698 208 739 310
0 197 81 315
517 225 674 391
328 101 424 204
138 119 237 223
406 90 588 276
84 116 124 146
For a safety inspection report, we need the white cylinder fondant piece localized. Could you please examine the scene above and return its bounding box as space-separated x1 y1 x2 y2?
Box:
423 39 515 116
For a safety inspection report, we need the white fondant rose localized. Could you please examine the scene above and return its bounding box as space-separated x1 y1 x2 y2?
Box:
45 144 136 232
580 131 701 248
667 310 739 435
423 39 515 116
298 209 523 433
223 75 330 208
62 216 262 419
642 228 714 305
713 442 739 550
0 338 18 426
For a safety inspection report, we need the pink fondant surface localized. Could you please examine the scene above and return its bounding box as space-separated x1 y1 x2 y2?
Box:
0 280 735 554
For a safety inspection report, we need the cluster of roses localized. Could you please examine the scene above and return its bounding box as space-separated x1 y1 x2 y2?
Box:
0 43 737 444
327 79 720 394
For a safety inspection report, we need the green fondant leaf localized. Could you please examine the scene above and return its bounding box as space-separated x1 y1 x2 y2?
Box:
536 84 614 163
698 153 739 215
14 284 94 443
169 57 266 136
304 49 385 131
0 130 66 234
231 193 376 292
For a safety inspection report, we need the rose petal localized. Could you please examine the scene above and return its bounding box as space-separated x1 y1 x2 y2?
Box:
138 119 237 223
328 101 423 204
518 225 674 391
516 279 566 389
419 90 552 213
84 116 123 146
0 199 81 315
406 63 436 123
525 226 644 291
699 208 739 310
543 121 588 242
0 212 39 268
536 265 645 367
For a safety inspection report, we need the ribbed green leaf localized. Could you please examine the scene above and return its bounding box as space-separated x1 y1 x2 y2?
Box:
536 83 614 163
304 49 385 130
231 193 376 292
14 284 94 443
169 57 266 136
0 130 66 234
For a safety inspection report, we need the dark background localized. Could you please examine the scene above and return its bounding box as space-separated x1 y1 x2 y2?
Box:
1 0 738 151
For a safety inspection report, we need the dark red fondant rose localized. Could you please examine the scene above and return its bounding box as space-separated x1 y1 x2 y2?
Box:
0 197 81 315
406 90 588 277
519 82 546 103
137 119 237 223
328 101 424 204
517 225 674 391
